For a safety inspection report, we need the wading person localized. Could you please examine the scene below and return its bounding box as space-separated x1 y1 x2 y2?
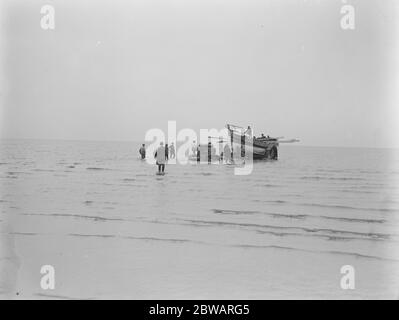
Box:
191 140 197 156
208 142 212 164
154 142 166 174
223 143 231 163
169 142 175 159
139 144 146 159
197 144 201 163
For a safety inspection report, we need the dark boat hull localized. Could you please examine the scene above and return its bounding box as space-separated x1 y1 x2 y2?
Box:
231 133 279 160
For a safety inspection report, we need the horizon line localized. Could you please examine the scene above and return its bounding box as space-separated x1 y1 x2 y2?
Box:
0 137 398 150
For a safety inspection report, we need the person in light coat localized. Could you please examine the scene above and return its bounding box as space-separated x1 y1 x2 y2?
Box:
223 143 232 163
155 142 166 173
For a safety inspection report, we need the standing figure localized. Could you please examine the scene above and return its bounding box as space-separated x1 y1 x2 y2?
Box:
223 144 231 163
169 143 176 159
197 144 201 163
165 143 169 161
207 142 212 164
154 142 166 173
191 140 197 156
139 144 146 159
245 126 252 137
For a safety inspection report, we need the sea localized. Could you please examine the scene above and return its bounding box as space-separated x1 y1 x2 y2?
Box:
1 139 399 299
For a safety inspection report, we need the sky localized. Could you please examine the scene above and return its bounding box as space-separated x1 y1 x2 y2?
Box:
0 0 398 148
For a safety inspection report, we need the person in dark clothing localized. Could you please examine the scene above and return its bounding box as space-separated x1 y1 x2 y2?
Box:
197 145 201 163
165 144 169 160
139 144 146 159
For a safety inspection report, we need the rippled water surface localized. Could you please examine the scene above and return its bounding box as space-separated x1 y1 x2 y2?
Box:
1 140 399 299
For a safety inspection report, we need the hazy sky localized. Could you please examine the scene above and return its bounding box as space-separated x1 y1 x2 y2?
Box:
0 0 398 147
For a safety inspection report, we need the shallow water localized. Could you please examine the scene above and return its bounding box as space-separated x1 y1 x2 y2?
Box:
1 140 399 299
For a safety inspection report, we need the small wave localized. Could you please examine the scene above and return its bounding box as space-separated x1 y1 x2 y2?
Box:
137 217 394 242
179 218 394 241
212 209 307 220
68 233 202 245
10 232 39 236
34 293 94 300
300 176 323 181
32 169 56 172
320 215 386 224
338 189 376 194
123 236 195 243
5 171 32 176
300 176 363 181
301 202 398 213
254 229 386 242
359 170 383 174
22 213 123 222
248 200 286 205
212 209 258 215
254 183 281 188
269 213 308 219
69 233 116 238
86 167 111 171
266 200 288 204
302 227 391 241
233 244 399 262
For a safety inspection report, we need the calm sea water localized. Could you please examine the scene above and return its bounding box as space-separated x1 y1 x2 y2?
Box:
1 139 399 299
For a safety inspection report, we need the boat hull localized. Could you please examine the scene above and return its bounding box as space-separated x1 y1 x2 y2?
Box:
231 133 279 160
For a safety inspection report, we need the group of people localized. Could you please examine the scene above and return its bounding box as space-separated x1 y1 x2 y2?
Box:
139 139 242 174
139 142 176 173
191 141 218 163
244 126 269 140
137 126 272 174
191 140 235 164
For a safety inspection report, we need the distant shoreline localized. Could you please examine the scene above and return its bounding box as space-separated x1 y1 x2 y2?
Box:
0 138 398 150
